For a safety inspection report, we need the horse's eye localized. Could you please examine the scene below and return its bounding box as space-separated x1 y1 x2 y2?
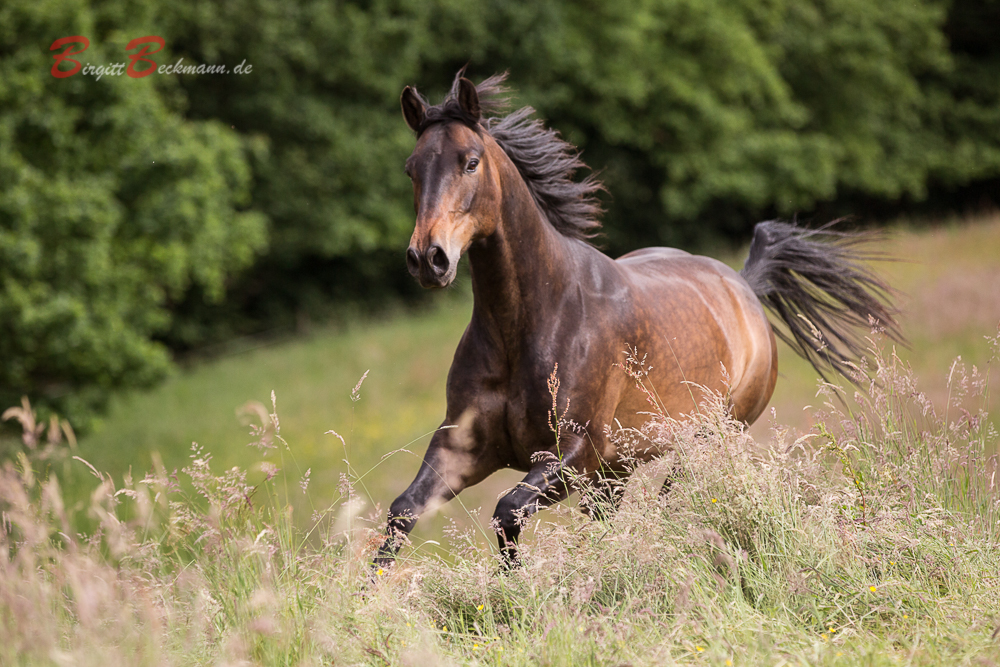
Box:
466 157 480 173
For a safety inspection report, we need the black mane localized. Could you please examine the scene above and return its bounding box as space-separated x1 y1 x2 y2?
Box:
410 71 604 242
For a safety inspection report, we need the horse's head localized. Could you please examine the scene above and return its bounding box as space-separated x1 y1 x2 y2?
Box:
400 78 500 288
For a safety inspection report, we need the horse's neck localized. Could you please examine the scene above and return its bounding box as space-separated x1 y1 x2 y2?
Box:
467 153 575 344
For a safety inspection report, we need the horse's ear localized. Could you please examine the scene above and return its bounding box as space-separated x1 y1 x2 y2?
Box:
457 77 480 122
401 86 425 133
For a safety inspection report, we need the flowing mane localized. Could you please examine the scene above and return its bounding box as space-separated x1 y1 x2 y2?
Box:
408 71 604 241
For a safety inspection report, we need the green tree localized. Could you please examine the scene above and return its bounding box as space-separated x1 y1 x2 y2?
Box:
4 0 998 426
0 0 266 426
158 0 1000 343
462 0 961 246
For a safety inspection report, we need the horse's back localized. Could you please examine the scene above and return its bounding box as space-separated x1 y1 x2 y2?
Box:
617 246 729 279
616 246 753 308
616 246 690 265
613 246 778 425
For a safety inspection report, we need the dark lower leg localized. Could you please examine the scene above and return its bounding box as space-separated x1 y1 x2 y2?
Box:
374 440 489 568
493 461 572 569
374 495 431 568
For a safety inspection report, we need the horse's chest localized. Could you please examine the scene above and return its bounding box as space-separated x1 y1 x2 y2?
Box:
452 325 605 465
496 361 576 455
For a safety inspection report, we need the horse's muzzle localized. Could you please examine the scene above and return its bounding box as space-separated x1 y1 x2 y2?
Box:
406 243 454 288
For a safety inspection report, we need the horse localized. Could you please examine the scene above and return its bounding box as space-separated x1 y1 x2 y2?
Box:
374 72 899 569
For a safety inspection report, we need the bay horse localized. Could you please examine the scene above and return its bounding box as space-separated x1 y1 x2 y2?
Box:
375 72 899 568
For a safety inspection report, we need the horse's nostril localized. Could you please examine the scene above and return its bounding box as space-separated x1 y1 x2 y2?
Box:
427 245 449 274
406 247 420 276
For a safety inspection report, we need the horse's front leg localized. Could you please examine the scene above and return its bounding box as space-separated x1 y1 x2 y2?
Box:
374 424 496 569
492 437 594 568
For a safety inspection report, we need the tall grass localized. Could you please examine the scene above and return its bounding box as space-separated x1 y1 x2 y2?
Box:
2 331 999 665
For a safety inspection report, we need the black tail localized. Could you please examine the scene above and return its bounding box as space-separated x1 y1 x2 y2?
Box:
740 220 903 382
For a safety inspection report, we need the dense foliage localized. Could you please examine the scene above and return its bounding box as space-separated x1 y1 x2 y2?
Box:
0 0 265 423
160 0 1000 327
1 0 998 423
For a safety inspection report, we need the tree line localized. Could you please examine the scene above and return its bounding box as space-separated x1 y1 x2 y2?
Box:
2 0 998 426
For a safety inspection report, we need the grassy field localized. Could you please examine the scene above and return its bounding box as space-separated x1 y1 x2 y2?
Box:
60 290 527 554
2 214 1000 665
54 214 1000 545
